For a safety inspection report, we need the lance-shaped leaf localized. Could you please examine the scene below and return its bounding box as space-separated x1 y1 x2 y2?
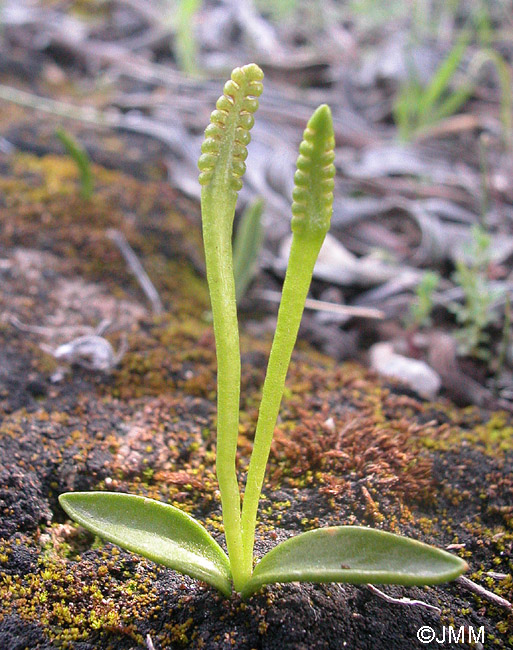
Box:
241 526 467 597
59 492 232 596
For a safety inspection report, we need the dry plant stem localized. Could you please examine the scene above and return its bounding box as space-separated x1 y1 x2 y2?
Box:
255 288 385 319
0 84 111 126
365 584 441 614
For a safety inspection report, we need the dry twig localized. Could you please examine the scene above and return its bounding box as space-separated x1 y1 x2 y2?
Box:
107 229 164 315
457 576 512 611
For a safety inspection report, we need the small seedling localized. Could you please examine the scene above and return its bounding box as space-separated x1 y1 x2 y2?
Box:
56 128 94 200
394 31 512 145
407 270 440 330
449 225 504 360
60 64 467 598
394 32 471 140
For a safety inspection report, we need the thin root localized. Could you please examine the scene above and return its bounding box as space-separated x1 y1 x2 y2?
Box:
365 584 442 614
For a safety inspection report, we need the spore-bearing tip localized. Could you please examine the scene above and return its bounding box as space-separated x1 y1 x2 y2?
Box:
291 105 335 236
198 64 264 190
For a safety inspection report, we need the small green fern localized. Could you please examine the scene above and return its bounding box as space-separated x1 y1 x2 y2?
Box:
60 64 467 599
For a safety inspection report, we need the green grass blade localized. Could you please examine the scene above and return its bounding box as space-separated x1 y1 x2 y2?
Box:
233 197 264 302
428 82 474 124
175 0 202 76
416 32 469 120
393 83 417 140
56 128 93 199
241 526 467 597
59 492 232 596
469 49 512 148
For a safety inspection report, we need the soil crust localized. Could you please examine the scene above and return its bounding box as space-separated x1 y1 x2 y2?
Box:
0 151 512 649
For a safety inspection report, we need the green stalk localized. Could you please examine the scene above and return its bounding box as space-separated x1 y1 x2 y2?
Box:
198 64 263 590
201 187 246 588
241 105 335 576
56 128 93 199
241 232 324 574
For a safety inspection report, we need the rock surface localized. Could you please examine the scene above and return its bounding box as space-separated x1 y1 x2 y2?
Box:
369 341 441 399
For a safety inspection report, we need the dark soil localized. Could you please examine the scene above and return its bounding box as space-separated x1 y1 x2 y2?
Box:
0 148 511 649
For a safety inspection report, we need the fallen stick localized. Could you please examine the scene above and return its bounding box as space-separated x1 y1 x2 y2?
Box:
457 576 512 610
256 288 384 319
107 229 164 315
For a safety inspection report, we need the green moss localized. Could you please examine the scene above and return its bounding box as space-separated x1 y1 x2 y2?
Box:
0 535 160 646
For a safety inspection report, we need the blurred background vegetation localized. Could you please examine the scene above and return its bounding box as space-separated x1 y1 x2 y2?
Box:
1 0 513 407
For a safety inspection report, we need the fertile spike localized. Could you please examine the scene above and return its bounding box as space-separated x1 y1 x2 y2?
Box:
197 64 264 591
240 104 335 579
291 104 335 237
198 64 263 193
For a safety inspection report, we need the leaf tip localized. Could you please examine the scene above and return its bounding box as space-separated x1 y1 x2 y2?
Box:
308 103 333 134
58 491 71 508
